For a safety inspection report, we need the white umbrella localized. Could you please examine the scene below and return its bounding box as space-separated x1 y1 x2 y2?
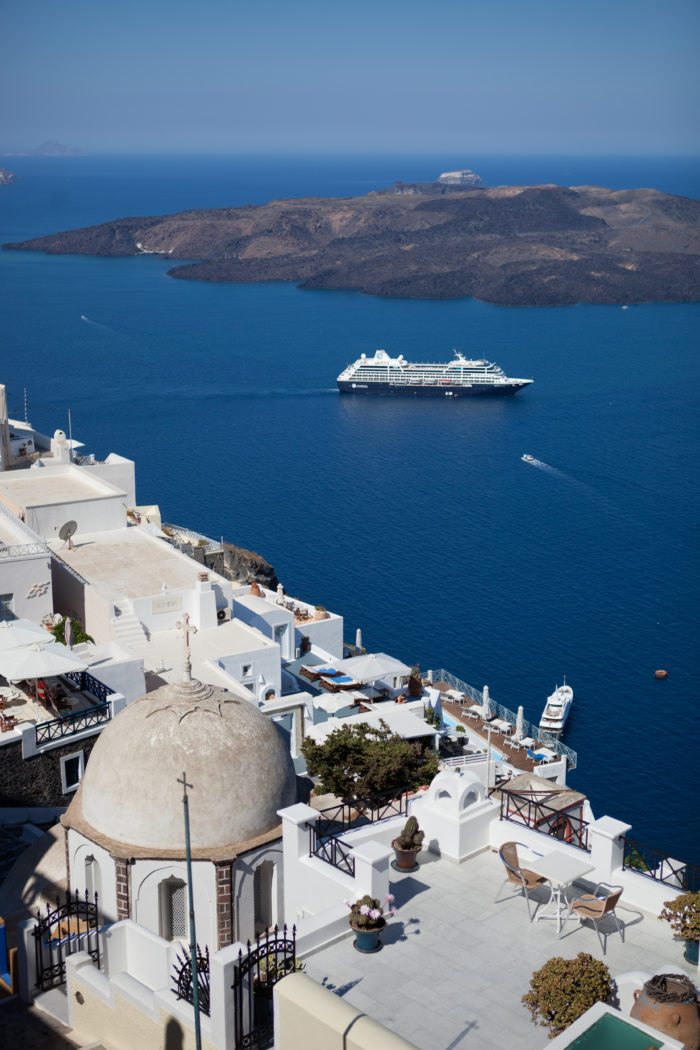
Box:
0 641 87 682
64 617 73 649
0 619 56 653
514 705 524 742
339 652 412 683
355 628 362 649
481 684 491 720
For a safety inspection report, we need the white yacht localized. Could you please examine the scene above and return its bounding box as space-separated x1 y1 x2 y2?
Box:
539 680 573 736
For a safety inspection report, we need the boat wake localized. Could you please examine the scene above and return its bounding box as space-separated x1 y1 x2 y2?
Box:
522 456 568 480
80 314 110 329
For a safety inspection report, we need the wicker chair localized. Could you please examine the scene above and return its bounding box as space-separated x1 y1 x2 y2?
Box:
560 883 624 953
496 841 549 921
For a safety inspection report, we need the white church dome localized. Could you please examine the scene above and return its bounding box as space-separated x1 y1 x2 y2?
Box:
72 677 296 854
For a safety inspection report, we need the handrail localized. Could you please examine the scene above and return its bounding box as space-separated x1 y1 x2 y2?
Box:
622 838 699 893
308 825 355 877
64 671 115 704
428 668 577 770
499 789 591 852
0 541 50 559
35 701 111 746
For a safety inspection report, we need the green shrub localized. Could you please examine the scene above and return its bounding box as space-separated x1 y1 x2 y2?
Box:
522 953 614 1038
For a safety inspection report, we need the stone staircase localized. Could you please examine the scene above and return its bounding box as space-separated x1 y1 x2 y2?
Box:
111 603 149 650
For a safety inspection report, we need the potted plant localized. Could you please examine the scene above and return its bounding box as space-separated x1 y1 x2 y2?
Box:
522 953 615 1039
392 815 424 873
313 605 328 620
408 666 422 697
659 891 700 964
345 894 395 953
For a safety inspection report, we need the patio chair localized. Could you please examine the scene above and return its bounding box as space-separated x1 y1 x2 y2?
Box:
495 841 549 921
560 883 624 954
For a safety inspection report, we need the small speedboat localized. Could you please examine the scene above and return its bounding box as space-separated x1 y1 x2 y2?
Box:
522 454 534 463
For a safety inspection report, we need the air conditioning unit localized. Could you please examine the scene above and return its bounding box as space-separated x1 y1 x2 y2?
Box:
217 606 232 624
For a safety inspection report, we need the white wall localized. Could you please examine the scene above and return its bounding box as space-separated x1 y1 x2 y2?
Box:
132 858 218 949
295 614 343 660
70 829 118 923
83 454 136 507
216 644 282 701
0 551 53 623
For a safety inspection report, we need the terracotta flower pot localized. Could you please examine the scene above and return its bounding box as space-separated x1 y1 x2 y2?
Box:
392 841 421 872
631 974 700 1050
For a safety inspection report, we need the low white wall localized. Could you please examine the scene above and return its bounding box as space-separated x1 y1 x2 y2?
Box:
295 614 343 660
0 551 53 623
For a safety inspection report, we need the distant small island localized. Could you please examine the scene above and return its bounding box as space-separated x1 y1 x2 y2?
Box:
4 140 86 157
4 176 700 306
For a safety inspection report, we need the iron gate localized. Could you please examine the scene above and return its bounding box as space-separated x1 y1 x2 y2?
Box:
33 889 100 992
232 925 297 1050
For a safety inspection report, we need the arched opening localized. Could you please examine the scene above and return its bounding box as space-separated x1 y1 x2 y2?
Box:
253 861 275 936
84 854 102 902
438 789 452 801
159 877 187 941
462 790 478 809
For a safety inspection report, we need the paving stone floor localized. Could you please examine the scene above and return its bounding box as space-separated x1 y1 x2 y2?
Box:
304 848 698 1050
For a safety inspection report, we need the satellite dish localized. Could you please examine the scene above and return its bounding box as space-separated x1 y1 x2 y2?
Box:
58 520 78 550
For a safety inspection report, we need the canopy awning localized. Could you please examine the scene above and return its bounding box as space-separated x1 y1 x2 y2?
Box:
0 641 87 682
0 619 56 653
338 652 412 683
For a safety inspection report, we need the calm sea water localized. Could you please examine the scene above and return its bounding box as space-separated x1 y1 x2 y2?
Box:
1 154 698 863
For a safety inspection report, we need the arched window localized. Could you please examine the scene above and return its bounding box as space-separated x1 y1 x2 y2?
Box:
253 861 274 936
85 855 102 902
159 877 187 941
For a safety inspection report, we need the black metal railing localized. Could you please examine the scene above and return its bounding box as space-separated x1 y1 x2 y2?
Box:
233 925 297 1050
314 786 410 840
35 702 111 746
33 889 100 991
309 826 355 876
623 838 700 892
172 943 210 1015
308 786 410 875
65 670 115 704
500 790 591 852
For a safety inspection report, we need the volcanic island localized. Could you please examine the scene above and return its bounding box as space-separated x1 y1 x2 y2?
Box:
4 178 700 306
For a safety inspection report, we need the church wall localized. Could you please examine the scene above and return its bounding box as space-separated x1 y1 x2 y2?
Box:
233 842 285 944
132 859 217 950
0 733 100 807
68 830 118 923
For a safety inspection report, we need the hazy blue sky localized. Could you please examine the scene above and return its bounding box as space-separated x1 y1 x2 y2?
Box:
2 0 698 154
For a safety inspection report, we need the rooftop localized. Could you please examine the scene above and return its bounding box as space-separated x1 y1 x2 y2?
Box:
47 526 228 602
304 847 696 1050
0 465 123 509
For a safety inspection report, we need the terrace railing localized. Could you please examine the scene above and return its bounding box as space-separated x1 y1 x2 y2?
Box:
622 838 700 893
309 787 410 875
0 541 50 559
499 790 591 852
308 827 355 877
65 671 115 704
428 668 577 770
35 701 111 746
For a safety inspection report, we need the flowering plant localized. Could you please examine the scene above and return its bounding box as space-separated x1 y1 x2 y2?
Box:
344 894 395 930
659 891 700 942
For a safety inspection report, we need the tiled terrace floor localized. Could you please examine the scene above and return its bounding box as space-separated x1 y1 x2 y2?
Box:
304 848 697 1050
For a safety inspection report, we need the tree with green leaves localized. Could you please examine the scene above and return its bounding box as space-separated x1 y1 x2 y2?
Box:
301 719 438 800
49 616 94 646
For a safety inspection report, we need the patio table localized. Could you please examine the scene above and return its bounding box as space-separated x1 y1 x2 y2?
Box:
526 850 595 932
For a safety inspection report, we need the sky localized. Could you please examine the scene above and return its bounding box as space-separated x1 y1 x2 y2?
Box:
2 0 699 155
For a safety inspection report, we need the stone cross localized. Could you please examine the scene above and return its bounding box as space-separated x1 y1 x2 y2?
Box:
175 612 198 682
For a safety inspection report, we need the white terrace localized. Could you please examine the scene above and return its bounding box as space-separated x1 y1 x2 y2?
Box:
279 770 699 1050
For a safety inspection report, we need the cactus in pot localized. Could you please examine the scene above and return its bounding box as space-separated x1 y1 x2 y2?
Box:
392 815 424 872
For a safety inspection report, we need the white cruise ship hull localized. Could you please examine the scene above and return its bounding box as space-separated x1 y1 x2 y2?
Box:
337 379 529 397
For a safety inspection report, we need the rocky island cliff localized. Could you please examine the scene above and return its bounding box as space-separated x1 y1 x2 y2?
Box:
4 181 700 306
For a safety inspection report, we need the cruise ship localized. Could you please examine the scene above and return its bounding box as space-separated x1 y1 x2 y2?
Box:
539 681 574 736
337 349 533 398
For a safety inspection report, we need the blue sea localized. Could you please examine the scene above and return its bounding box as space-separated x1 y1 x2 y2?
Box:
1 153 698 864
